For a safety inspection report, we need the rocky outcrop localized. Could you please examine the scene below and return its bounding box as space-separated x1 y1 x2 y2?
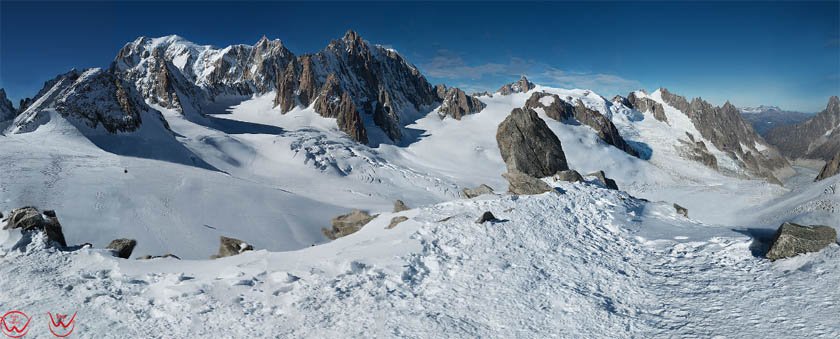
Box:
502 171 554 195
679 132 719 170
475 211 498 224
739 106 812 136
766 96 840 161
137 254 180 260
7 68 167 135
106 238 137 259
387 216 409 229
673 204 688 217
462 184 494 198
0 88 16 121
524 92 639 158
572 101 639 157
497 107 569 178
3 207 67 247
766 222 837 260
588 171 618 190
313 74 368 144
815 153 840 181
659 88 790 183
435 85 486 120
554 169 584 183
393 200 409 212
626 92 667 123
274 60 299 113
323 209 377 240
213 236 254 258
498 75 535 95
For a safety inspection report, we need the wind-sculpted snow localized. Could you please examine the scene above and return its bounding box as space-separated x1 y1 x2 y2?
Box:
1 181 838 337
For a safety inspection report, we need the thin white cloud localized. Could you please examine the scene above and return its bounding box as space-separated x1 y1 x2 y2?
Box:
419 49 643 96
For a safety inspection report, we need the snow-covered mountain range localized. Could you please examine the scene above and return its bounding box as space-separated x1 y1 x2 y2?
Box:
739 105 813 136
0 31 838 337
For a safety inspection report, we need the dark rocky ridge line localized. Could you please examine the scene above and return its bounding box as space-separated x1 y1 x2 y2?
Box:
525 91 640 158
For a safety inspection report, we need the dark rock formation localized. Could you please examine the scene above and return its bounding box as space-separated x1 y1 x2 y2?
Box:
626 92 667 123
554 169 584 183
0 88 16 121
572 101 639 157
313 74 368 144
659 88 790 182
588 171 618 190
323 209 377 240
462 184 494 198
502 171 554 195
274 60 299 113
498 75 535 95
137 254 180 260
435 85 486 120
673 204 688 218
524 92 639 158
8 68 168 135
496 107 569 178
387 216 409 229
3 207 67 247
815 153 840 181
106 238 137 259
393 200 409 212
679 132 719 170
213 236 254 258
475 211 498 224
766 96 840 161
766 222 837 260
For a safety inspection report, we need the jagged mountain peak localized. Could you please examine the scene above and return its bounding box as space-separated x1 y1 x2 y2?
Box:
497 75 535 95
0 87 16 121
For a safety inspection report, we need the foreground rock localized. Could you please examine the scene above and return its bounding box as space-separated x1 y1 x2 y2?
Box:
766 222 837 260
323 210 377 240
213 236 254 259
475 211 499 224
462 184 494 198
503 171 554 195
106 238 137 259
815 153 840 181
588 171 619 190
3 207 67 247
393 200 410 212
673 204 688 218
387 216 409 229
137 254 181 260
497 107 569 178
554 170 584 183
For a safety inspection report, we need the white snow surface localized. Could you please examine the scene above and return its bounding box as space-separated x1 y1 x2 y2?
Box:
1 83 838 337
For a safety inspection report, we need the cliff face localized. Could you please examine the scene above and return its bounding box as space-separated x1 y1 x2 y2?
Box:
765 96 840 161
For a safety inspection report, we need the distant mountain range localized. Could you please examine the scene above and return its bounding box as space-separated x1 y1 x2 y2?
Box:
738 105 814 136
2 30 838 184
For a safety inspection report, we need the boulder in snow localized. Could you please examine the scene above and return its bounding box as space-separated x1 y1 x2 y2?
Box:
503 171 554 195
462 184 494 198
387 216 409 229
393 200 410 212
3 207 67 247
673 204 688 218
766 222 837 260
554 170 584 183
588 171 619 190
323 210 377 240
475 211 499 224
214 236 255 259
496 107 569 178
106 238 137 259
137 253 181 260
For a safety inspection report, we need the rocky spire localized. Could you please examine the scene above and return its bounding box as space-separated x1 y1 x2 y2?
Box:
435 85 486 120
0 88 16 121
274 60 298 113
498 75 535 95
313 74 369 144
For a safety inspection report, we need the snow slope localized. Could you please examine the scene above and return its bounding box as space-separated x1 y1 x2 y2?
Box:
1 179 837 338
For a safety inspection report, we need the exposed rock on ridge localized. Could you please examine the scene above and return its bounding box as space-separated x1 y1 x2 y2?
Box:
434 84 486 120
765 96 840 161
815 153 840 181
498 75 535 95
0 89 16 121
496 107 569 178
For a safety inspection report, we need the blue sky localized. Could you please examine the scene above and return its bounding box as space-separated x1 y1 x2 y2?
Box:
1 1 838 112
